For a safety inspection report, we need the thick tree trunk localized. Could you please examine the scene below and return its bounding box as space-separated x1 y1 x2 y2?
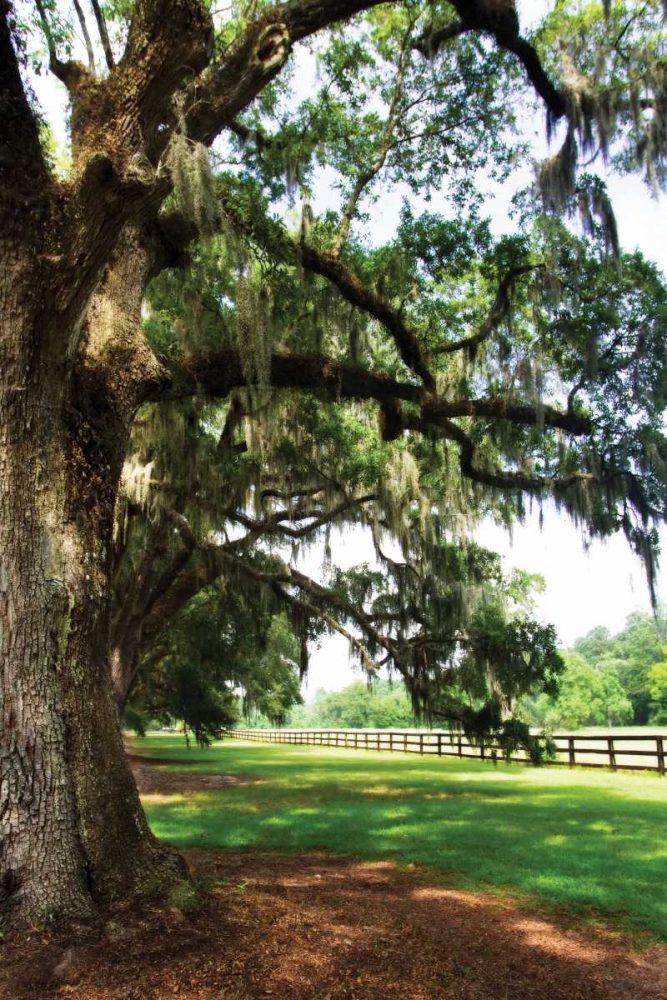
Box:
0 225 184 926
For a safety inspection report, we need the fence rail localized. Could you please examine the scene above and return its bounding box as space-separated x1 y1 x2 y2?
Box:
225 728 667 774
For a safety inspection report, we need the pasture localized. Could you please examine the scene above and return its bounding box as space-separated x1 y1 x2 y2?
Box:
138 734 667 940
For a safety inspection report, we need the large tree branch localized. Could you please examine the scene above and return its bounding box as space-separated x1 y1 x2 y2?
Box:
0 3 48 191
419 1 567 121
215 551 400 666
299 245 436 389
154 347 591 438
218 183 436 388
183 0 392 147
431 265 542 359
133 491 374 655
404 411 595 495
155 349 424 406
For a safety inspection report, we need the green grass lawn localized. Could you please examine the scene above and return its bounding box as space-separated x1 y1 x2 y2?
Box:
136 734 667 940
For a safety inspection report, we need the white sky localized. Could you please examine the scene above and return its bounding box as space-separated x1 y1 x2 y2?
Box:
27 2 667 697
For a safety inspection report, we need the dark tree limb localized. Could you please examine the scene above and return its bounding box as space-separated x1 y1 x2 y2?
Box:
299 245 436 390
431 264 542 358
155 347 591 439
413 17 470 57
227 493 377 539
90 0 114 70
183 0 393 147
419 1 567 121
0 3 48 190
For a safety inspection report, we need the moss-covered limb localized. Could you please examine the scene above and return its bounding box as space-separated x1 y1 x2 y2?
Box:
115 488 377 703
299 245 436 390
154 346 590 440
154 348 424 405
226 492 377 540
431 265 543 360
178 0 392 148
417 1 567 119
209 550 402 668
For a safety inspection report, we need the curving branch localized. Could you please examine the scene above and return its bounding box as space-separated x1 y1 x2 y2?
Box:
413 18 470 57
155 346 591 440
418 1 567 121
403 410 596 496
227 493 377 540
431 264 543 359
34 0 81 86
182 0 392 148
299 244 436 389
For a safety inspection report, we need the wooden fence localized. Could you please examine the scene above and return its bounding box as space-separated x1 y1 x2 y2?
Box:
226 728 667 774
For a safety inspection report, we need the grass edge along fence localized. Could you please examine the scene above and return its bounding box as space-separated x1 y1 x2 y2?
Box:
226 728 667 774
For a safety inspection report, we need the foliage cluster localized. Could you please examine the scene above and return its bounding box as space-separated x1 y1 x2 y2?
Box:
523 609 667 728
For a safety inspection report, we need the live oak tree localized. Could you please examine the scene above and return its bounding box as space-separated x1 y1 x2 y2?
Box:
2 0 667 927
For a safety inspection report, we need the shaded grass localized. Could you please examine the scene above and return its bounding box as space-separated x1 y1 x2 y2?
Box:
135 735 667 940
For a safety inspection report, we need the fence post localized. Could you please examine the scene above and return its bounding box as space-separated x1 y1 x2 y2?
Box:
390 732 394 753
568 737 575 768
458 734 463 758
419 733 424 756
480 740 485 762
608 737 617 771
365 732 369 752
437 732 442 756
658 737 665 776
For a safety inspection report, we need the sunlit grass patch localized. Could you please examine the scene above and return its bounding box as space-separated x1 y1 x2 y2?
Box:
134 734 667 939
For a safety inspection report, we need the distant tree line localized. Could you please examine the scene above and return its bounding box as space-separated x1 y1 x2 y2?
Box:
286 680 416 730
522 610 667 729
282 610 667 732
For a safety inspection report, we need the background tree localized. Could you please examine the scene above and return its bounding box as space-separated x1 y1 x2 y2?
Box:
290 679 417 729
125 593 303 745
524 650 632 729
574 610 666 722
2 0 667 927
649 650 667 723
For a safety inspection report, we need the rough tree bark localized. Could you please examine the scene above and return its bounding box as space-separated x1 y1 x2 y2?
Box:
0 199 186 922
0 0 203 921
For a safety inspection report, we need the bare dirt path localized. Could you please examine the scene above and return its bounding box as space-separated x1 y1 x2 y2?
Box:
126 753 259 794
2 756 666 1000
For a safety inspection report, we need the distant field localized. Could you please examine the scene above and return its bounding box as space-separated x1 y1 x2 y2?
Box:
135 734 667 940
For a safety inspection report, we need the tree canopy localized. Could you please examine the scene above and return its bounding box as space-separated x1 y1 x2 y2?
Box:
106 0 667 736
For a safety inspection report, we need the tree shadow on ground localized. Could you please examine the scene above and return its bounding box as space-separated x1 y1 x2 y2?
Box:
2 851 666 1000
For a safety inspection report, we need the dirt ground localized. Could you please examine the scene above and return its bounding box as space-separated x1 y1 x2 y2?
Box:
2 761 667 1000
126 755 260 794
